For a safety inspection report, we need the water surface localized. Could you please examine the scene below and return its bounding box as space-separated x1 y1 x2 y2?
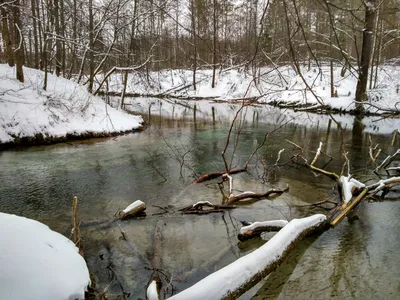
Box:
0 101 399 299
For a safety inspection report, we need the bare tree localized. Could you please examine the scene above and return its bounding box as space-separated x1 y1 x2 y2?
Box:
355 0 378 113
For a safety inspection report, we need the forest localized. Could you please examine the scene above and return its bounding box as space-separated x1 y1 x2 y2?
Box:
1 0 400 112
0 1 400 300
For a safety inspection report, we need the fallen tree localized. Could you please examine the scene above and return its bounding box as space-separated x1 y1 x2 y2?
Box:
168 215 327 300
289 141 400 226
139 135 397 300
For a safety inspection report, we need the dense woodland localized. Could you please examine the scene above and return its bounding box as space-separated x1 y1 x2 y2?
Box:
0 0 399 109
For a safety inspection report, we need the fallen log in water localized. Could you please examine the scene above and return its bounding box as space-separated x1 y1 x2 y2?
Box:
118 200 146 220
168 214 327 300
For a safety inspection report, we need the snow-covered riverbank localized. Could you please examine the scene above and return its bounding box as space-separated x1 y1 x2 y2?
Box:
99 64 400 114
0 65 143 148
126 97 400 135
0 212 90 300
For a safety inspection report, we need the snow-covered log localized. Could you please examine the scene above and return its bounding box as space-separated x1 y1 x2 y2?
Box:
0 212 90 300
338 175 365 204
168 214 327 300
119 200 146 219
238 220 289 241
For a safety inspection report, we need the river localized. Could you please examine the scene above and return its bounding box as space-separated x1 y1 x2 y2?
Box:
0 99 399 299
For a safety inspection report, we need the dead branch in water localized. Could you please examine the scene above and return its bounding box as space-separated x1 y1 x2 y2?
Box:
179 201 236 214
289 141 400 225
192 168 246 184
225 185 289 205
219 172 289 205
71 196 83 255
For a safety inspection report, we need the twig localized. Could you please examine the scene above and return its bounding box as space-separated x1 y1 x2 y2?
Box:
117 224 127 241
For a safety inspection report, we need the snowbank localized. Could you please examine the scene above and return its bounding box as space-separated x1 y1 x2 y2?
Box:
0 64 143 145
0 212 90 300
126 97 400 135
100 64 400 114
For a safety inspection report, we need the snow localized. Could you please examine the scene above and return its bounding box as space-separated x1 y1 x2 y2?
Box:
168 214 327 300
122 200 145 214
316 142 323 158
147 280 159 300
0 64 143 145
0 212 90 300
100 63 400 115
339 176 366 204
240 220 289 234
192 201 213 208
369 176 400 192
127 96 400 135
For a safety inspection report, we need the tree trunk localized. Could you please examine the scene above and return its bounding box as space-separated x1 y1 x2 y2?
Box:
1 6 14 67
129 0 138 64
190 0 197 91
31 0 39 69
88 0 94 92
13 0 24 83
54 0 61 76
211 0 217 89
36 0 43 70
60 0 65 76
121 70 129 109
67 0 77 78
355 0 377 114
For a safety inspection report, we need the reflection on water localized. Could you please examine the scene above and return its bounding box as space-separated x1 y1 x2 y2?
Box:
249 202 400 300
0 103 399 299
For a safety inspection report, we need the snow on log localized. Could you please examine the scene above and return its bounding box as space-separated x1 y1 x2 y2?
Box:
0 212 90 300
239 220 289 234
338 175 365 204
192 201 214 209
367 176 400 192
147 280 160 300
168 214 327 300
119 200 146 219
225 186 289 205
238 220 289 241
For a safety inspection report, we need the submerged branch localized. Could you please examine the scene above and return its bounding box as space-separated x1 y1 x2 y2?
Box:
225 185 289 205
192 168 246 184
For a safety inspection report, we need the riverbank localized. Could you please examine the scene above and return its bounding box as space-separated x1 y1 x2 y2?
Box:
98 63 400 115
0 65 143 149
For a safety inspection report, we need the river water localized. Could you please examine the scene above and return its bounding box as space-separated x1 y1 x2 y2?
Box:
0 99 399 299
